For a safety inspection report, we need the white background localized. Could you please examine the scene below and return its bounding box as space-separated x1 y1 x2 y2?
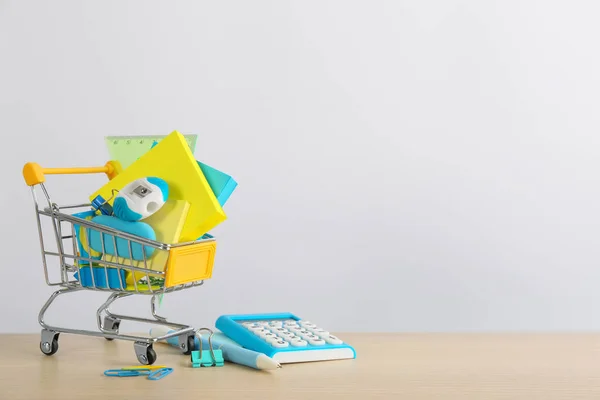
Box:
2 0 600 333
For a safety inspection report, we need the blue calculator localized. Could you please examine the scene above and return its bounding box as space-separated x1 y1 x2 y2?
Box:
215 312 356 364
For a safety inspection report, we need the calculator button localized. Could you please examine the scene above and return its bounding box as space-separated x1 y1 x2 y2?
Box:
303 333 321 341
298 329 311 336
289 326 304 332
324 335 343 345
241 322 254 327
283 320 298 326
279 331 296 339
255 321 270 326
268 338 290 348
253 328 269 336
268 321 283 328
308 338 326 346
272 327 288 334
290 338 308 347
260 332 277 340
310 328 330 337
300 321 317 329
248 325 266 332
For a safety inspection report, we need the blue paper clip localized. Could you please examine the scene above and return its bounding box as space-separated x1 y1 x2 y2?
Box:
104 369 151 377
148 368 173 381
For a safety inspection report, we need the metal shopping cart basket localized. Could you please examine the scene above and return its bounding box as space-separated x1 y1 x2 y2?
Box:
23 161 217 365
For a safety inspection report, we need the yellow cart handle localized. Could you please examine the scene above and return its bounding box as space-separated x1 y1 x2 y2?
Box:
23 161 121 186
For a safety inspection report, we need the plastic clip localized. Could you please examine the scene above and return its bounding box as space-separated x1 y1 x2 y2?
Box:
148 368 173 381
104 369 150 377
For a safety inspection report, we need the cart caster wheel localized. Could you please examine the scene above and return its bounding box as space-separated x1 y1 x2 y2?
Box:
40 339 58 355
103 316 120 341
40 330 59 356
145 347 157 365
180 334 196 355
134 341 157 365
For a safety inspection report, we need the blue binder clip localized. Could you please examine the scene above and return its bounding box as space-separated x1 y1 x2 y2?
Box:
91 194 113 216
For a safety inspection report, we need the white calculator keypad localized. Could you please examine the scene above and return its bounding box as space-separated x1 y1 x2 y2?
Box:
239 319 344 349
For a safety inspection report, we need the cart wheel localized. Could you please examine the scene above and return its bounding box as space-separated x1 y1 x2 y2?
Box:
40 339 59 355
181 335 196 355
134 341 157 365
146 347 157 365
103 317 121 341
40 330 59 356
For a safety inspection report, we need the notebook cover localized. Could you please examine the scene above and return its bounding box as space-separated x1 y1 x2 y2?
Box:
90 130 226 241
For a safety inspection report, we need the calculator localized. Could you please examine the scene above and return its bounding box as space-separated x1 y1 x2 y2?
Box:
215 312 356 364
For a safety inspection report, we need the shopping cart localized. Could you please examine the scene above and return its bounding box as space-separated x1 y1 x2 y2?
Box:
23 161 217 365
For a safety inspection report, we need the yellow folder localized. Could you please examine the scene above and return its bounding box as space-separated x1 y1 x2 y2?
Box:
89 130 226 241
105 199 191 285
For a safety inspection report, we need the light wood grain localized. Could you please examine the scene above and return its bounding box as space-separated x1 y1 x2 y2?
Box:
2 333 600 399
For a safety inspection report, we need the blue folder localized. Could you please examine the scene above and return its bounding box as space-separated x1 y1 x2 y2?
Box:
197 161 237 207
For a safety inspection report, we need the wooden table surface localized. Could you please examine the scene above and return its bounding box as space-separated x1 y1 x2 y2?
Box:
2 333 600 399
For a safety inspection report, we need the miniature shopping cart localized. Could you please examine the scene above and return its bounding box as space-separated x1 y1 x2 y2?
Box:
23 161 217 365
